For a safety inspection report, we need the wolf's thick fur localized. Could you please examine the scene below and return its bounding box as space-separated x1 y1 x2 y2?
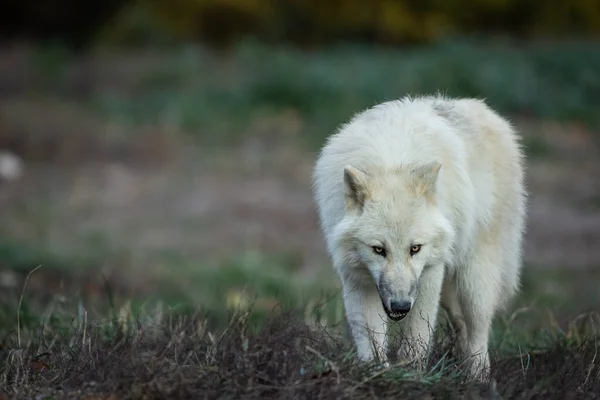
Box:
312 95 527 380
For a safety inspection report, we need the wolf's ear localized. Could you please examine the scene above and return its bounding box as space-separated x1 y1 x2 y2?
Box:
343 165 369 212
410 162 442 201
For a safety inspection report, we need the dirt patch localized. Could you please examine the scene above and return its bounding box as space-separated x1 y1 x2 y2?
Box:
0 99 179 167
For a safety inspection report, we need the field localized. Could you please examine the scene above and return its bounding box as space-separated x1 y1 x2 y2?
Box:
0 39 600 399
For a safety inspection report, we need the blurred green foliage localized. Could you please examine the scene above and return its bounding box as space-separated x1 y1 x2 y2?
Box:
86 40 600 148
98 0 600 46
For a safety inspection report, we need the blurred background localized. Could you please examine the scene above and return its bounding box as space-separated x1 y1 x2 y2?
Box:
0 0 599 329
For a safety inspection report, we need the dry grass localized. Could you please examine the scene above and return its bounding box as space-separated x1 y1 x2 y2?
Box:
0 299 599 400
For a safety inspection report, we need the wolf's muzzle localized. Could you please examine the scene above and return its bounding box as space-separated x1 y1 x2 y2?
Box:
381 299 412 321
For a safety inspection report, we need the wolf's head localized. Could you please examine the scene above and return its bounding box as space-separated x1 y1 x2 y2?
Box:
333 162 455 321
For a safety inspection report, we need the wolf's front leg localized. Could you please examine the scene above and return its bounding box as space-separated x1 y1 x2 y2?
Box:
398 263 445 368
342 277 389 366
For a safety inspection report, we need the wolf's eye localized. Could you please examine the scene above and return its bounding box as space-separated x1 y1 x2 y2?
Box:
410 244 422 256
372 246 386 257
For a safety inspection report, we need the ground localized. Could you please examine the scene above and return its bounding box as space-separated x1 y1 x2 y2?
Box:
0 42 599 398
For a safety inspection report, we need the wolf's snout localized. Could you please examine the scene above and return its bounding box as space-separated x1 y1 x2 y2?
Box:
390 299 411 315
382 298 412 321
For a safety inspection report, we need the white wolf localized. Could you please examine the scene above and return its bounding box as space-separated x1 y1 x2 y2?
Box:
312 95 526 380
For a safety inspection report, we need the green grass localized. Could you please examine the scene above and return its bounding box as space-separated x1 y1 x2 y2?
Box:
1 215 598 338
0 236 342 329
1 231 598 342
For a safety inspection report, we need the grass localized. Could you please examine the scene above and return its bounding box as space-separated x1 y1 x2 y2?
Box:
1 246 600 399
0 236 344 331
0 275 599 399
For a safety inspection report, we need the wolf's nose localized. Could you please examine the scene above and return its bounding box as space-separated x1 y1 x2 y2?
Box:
390 300 411 314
